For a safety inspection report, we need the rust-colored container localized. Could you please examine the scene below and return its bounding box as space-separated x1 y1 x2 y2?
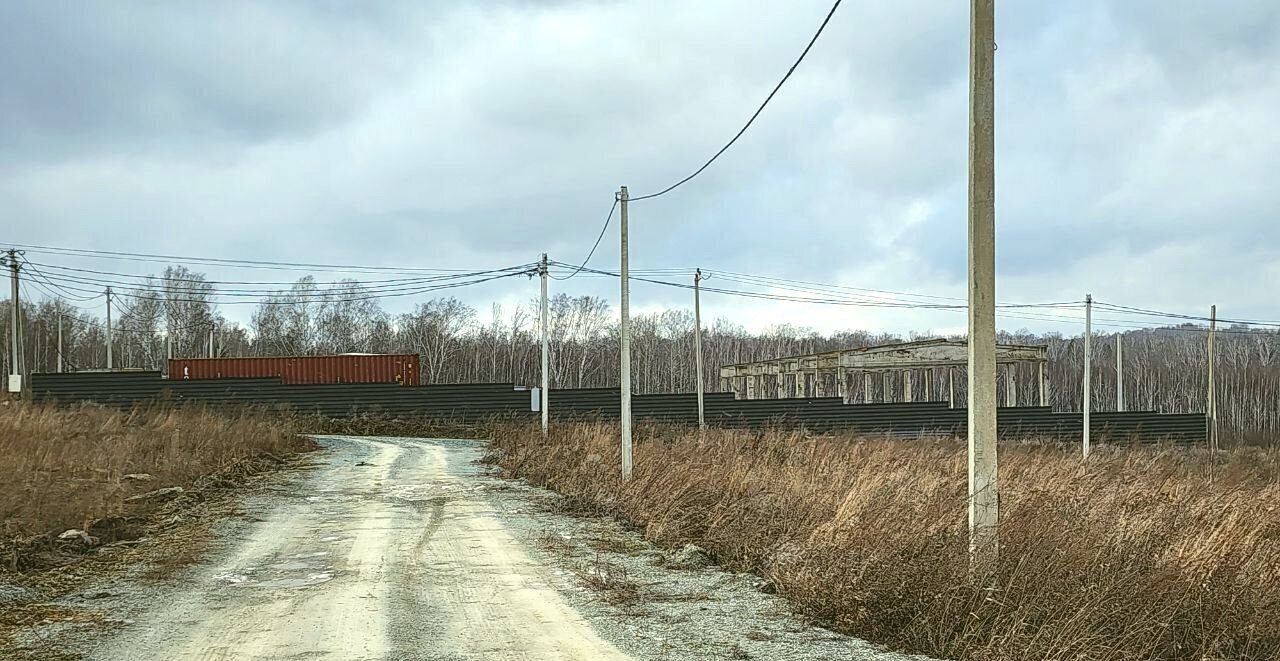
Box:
167 354 419 385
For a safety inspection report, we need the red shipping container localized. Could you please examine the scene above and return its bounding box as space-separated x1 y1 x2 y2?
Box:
167 354 419 385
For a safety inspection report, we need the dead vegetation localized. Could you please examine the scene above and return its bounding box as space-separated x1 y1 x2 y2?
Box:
0 402 315 573
573 553 641 606
486 420 1280 661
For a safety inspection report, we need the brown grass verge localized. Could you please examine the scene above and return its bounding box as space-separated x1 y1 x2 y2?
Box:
485 420 1280 661
0 401 316 573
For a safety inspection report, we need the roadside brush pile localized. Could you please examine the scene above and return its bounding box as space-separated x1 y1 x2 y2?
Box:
487 422 1280 661
1 402 315 573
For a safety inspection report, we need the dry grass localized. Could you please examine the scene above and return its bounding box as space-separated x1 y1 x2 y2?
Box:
486 421 1280 661
0 402 315 557
574 553 641 606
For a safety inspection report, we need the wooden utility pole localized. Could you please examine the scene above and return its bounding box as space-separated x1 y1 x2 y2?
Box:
539 253 550 437
694 269 706 429
619 186 633 480
967 0 999 565
1208 305 1217 451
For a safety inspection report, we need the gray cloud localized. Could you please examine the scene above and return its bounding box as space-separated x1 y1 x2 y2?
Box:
2 0 1277 333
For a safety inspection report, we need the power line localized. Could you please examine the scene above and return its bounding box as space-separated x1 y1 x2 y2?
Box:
26 261 533 298
629 0 843 201
25 259 496 289
558 263 1068 310
3 241 502 275
19 257 105 302
1093 300 1280 329
551 197 619 281
22 263 538 305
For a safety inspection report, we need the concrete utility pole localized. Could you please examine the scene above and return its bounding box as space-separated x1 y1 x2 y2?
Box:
208 325 215 359
1208 305 1217 451
1083 294 1092 460
619 186 633 480
948 367 956 409
57 313 64 373
105 287 113 370
1116 334 1125 412
1038 362 1047 407
967 0 999 564
539 253 550 437
7 250 20 393
694 268 706 429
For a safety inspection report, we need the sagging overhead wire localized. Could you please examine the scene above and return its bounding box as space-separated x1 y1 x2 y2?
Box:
24 261 536 299
629 0 843 202
17 253 539 305
551 197 619 281
19 257 105 302
1093 300 1280 329
552 263 1076 311
548 262 1280 334
2 241 501 275
68 269 535 306
24 259 511 289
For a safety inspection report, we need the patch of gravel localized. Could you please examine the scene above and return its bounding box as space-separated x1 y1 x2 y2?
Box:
0 582 40 609
476 471 936 661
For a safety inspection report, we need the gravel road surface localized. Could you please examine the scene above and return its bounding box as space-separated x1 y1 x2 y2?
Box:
32 436 922 661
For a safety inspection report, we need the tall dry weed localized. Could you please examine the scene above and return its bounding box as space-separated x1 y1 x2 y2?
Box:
487 421 1280 660
1 402 314 540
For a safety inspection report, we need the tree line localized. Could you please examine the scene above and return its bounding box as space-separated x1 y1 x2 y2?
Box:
4 267 1277 443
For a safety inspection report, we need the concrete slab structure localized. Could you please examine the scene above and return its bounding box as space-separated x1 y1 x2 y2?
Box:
718 338 1050 408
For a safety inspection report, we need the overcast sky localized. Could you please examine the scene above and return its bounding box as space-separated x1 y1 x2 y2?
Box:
2 1 1277 335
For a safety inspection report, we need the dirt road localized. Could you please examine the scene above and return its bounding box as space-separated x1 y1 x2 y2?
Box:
89 436 627 661
52 436 919 661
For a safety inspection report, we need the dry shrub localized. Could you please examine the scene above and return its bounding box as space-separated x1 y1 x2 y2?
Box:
486 420 1280 661
0 401 315 543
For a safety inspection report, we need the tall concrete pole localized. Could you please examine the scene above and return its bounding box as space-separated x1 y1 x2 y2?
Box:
694 268 706 429
1208 305 1217 451
967 0 999 564
539 253 550 437
208 325 215 359
1038 362 1047 407
105 287 113 370
619 186 633 480
1083 294 1092 459
57 312 64 373
7 250 19 391
1116 334 1125 412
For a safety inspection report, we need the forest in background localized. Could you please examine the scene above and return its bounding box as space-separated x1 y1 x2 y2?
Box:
4 266 1277 443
